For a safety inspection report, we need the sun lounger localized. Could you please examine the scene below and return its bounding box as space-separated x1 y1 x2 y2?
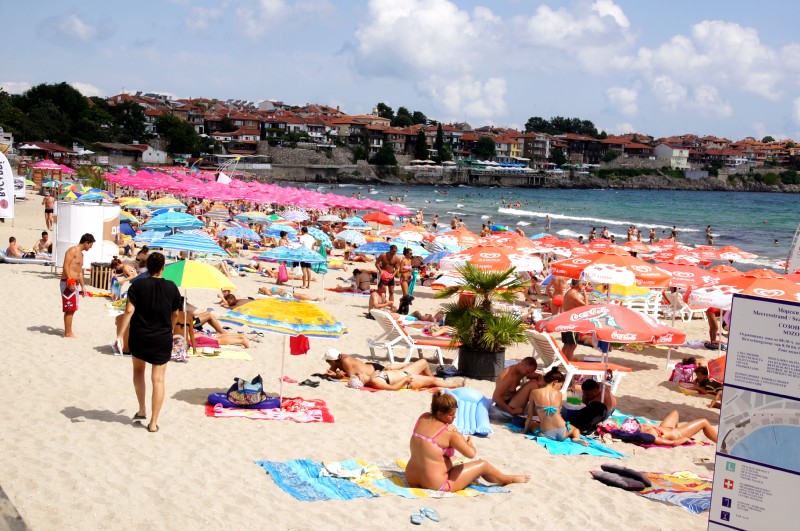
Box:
0 249 54 265
662 291 708 322
525 330 631 395
367 309 446 365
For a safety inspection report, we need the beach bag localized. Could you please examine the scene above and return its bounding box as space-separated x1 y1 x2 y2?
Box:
226 375 267 406
380 270 394 283
277 263 289 283
669 363 696 383
171 335 188 363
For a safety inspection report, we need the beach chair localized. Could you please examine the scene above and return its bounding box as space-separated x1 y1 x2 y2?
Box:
525 330 631 395
662 291 708 322
367 309 446 365
173 311 197 355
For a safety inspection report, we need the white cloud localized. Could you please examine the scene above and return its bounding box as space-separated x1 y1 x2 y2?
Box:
235 0 333 41
650 75 688 112
606 86 638 116
609 122 637 135
70 82 104 98
0 82 32 94
418 75 507 122
186 3 229 32
691 85 732 118
37 13 113 44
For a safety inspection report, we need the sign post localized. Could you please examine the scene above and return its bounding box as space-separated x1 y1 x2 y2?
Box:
708 294 799 530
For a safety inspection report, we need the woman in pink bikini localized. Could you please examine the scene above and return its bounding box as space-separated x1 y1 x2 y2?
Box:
405 392 530 492
398 247 414 297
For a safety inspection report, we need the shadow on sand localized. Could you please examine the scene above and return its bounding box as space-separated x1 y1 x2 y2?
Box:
61 406 141 427
172 387 220 406
27 325 63 337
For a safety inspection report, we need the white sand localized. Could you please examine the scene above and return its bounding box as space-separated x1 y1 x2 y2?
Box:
0 193 719 530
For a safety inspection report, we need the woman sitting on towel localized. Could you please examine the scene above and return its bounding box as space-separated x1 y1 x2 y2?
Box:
405 391 530 492
524 368 588 446
351 370 463 391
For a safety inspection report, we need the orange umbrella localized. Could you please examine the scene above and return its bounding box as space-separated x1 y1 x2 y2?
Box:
439 244 544 272
655 263 721 289
688 276 800 309
433 227 481 249
380 223 428 238
479 233 542 253
621 241 651 254
718 245 758 261
586 240 628 253
362 211 394 226
551 252 671 288
692 246 723 261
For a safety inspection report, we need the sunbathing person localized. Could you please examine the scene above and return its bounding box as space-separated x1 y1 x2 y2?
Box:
5 237 27 258
411 310 445 323
636 410 718 445
256 286 322 301
524 368 588 445
323 350 432 379
689 366 723 395
351 367 463 390
405 391 530 492
491 357 542 419
183 302 226 334
110 257 138 284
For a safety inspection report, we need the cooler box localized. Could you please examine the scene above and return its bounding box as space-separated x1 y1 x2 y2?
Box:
562 400 585 421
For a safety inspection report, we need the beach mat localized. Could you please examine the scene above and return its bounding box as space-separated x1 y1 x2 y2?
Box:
190 348 253 361
205 397 334 423
636 471 712 514
256 458 510 501
325 287 369 296
504 424 627 459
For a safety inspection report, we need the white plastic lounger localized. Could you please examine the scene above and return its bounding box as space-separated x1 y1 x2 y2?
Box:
0 249 54 265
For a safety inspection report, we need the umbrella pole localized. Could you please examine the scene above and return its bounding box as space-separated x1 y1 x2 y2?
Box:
279 334 287 410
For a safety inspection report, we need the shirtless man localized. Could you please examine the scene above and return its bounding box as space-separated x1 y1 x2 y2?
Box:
42 191 55 230
375 245 401 302
34 231 52 254
548 275 569 314
60 233 95 337
490 357 543 419
560 278 589 360
323 349 434 379
368 282 395 315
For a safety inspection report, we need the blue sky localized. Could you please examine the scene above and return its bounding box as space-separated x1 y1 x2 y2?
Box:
4 0 800 140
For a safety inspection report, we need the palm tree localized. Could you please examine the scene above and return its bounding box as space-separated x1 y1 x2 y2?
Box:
435 263 529 353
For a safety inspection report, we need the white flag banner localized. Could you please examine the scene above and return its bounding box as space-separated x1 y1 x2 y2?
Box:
217 172 231 185
14 174 26 199
788 224 800 273
0 151 15 219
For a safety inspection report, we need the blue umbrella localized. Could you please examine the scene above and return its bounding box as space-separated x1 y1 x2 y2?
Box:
134 230 169 243
77 193 109 202
219 227 261 241
119 223 137 237
267 223 298 233
390 239 430 257
343 216 364 224
422 251 452 265
256 246 327 264
335 230 367 246
150 232 227 255
529 232 552 240
141 211 205 231
150 208 172 216
306 227 332 249
352 241 391 255
344 221 371 230
282 210 309 222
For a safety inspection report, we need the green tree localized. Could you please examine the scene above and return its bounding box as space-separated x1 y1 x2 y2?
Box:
375 102 394 121
111 101 150 143
474 136 496 160
13 82 88 143
597 130 608 140
434 123 451 162
411 111 427 125
155 114 201 155
369 144 397 165
414 129 429 160
524 115 598 137
392 107 414 127
26 100 69 143
74 98 116 144
602 150 620 163
780 170 800 185
219 116 238 133
0 90 28 138
762 135 775 143
551 147 567 166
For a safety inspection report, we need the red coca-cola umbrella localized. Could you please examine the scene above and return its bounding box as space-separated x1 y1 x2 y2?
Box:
551 252 672 288
535 304 686 346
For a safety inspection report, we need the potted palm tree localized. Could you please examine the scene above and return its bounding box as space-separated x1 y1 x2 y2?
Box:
435 263 530 381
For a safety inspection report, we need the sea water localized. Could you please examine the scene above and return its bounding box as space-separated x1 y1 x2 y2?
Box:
322 184 800 267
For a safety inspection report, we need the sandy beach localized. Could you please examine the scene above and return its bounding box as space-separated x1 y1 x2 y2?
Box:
0 193 721 530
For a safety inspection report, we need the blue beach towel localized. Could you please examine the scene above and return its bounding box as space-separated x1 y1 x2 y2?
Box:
504 424 628 459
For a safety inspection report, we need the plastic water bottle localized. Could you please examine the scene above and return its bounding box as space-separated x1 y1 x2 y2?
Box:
110 276 121 301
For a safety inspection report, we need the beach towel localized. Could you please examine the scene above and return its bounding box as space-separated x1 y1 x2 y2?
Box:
256 458 509 502
504 424 627 459
290 335 310 355
190 349 253 361
601 411 711 448
636 471 712 514
205 397 333 423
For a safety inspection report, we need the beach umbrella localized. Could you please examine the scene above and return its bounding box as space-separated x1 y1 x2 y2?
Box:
353 241 391 256
380 222 429 238
134 230 169 243
150 232 228 256
204 208 231 220
141 211 204 231
220 297 347 407
362 212 394 226
342 216 364 224
267 222 298 233
119 224 136 237
163 260 237 291
283 210 310 222
551 252 671 288
655 263 722 289
434 227 481 249
304 227 332 249
76 193 108 202
25 179 35 187
718 246 758 262
219 227 261 241
318 214 343 222
257 245 328 264
151 197 187 210
344 220 372 230
688 275 800 310
440 244 543 273
422 251 453 265
41 179 62 187
119 211 139 224
261 228 299 241
335 230 367 246
120 198 151 209
59 191 81 200
389 239 430 258
590 284 652 302
535 304 686 346
235 211 272 223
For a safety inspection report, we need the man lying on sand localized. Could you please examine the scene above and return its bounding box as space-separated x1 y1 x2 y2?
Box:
323 348 430 380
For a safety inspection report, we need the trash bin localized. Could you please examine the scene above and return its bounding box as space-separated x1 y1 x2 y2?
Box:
90 262 114 290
